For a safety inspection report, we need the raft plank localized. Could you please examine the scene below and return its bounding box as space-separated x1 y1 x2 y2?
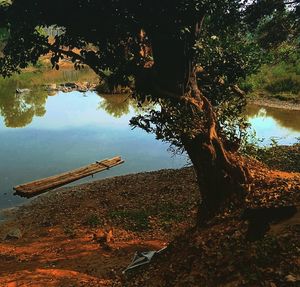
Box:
13 156 124 198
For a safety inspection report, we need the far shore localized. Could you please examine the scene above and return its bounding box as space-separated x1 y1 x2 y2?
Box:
248 97 300 111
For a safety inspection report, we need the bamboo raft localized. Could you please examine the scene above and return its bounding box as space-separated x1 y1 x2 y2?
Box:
14 156 124 198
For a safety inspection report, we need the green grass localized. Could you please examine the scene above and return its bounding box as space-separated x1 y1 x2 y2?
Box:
241 139 300 173
63 225 77 238
83 213 103 228
108 201 193 232
109 210 150 231
241 59 300 103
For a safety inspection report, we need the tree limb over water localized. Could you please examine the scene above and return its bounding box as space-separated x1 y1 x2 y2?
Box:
0 0 299 224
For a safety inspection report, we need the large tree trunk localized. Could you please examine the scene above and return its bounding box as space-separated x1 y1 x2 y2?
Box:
181 71 249 225
146 20 250 226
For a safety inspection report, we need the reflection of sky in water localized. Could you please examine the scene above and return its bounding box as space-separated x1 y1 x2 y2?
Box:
0 91 131 129
247 108 300 146
0 91 187 209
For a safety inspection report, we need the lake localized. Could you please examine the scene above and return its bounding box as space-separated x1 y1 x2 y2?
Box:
246 103 300 146
0 88 299 210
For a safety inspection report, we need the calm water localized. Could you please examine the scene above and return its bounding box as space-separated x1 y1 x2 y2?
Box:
0 91 187 209
0 86 299 210
246 104 300 146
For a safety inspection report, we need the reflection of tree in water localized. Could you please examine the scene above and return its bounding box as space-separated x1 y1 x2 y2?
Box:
98 93 154 118
98 93 131 118
0 82 48 127
246 104 300 132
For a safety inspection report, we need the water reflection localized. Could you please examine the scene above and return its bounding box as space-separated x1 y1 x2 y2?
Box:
0 85 151 129
246 104 300 132
246 103 300 145
0 68 97 128
1 83 299 143
0 90 186 209
0 86 48 127
98 94 133 118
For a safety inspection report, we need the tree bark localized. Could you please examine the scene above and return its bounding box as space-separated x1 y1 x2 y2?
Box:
142 16 248 225
146 20 250 226
181 71 249 225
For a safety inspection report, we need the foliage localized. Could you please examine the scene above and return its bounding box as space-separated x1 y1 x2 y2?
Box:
0 0 11 5
0 27 8 41
242 138 300 172
242 54 300 102
0 1 299 159
241 0 300 102
194 28 264 148
245 0 300 48
265 76 300 95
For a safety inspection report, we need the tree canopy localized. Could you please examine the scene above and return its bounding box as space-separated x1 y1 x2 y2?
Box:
0 1 298 98
0 1 297 76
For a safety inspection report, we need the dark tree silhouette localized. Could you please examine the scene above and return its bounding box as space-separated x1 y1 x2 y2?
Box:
0 0 299 224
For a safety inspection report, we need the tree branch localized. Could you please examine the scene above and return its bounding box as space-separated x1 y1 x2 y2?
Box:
46 43 105 78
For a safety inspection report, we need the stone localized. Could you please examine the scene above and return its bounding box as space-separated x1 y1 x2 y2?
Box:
4 228 23 240
285 274 297 282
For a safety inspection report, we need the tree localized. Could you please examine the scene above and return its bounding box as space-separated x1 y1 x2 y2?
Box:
0 0 299 225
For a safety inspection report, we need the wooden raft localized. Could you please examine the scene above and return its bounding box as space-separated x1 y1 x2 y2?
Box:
14 156 124 198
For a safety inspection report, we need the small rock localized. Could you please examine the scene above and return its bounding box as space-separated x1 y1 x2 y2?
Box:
4 228 23 240
285 274 297 282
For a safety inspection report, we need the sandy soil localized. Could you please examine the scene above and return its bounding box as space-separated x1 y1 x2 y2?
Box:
0 159 299 286
0 168 199 286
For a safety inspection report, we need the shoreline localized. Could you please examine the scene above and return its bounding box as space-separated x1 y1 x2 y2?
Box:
0 159 299 286
248 97 300 110
0 167 198 226
1 139 299 215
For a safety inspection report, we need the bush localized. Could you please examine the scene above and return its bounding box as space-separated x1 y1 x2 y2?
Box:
241 138 300 173
242 60 300 101
265 76 300 94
